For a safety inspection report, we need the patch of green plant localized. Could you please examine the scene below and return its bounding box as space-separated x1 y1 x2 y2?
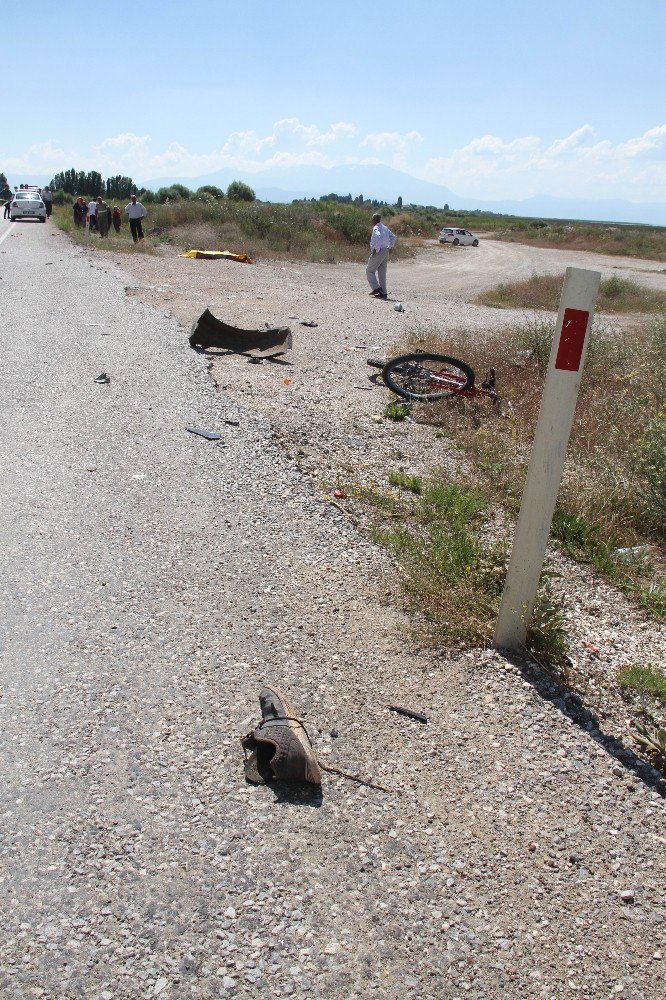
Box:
389 471 422 494
631 723 666 773
362 475 566 660
417 481 487 526
384 401 412 421
634 581 666 620
526 573 568 662
634 415 666 540
551 507 619 576
618 665 666 704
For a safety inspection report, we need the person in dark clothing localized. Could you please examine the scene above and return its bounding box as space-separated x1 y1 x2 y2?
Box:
112 206 122 232
73 197 87 228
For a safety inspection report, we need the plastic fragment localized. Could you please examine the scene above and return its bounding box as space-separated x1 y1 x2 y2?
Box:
389 705 428 724
186 426 221 441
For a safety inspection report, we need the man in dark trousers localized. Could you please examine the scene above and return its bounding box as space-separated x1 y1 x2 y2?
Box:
125 194 147 243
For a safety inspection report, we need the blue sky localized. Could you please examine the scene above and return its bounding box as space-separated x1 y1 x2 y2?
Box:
3 0 665 202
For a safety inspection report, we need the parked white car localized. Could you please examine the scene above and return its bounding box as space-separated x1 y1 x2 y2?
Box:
439 227 478 246
10 190 47 222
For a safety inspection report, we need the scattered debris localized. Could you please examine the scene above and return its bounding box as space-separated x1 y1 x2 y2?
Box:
185 426 221 441
179 249 253 264
317 761 392 793
224 419 240 427
300 320 318 327
389 705 428 724
393 302 404 312
332 489 347 499
189 308 292 357
613 545 650 563
94 372 110 384
586 642 601 656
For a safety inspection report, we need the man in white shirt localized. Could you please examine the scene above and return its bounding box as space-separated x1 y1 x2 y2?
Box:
125 194 147 243
366 212 396 300
87 197 98 231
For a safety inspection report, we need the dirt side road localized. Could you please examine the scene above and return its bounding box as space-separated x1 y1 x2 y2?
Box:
1 219 665 999
393 237 666 298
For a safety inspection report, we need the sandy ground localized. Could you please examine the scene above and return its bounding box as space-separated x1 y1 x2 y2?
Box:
396 237 666 297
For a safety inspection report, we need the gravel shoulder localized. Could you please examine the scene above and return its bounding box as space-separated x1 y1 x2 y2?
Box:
1 221 664 999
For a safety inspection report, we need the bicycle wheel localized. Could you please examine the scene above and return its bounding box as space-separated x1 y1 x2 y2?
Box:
382 353 475 402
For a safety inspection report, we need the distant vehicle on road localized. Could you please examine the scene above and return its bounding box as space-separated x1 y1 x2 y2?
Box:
439 227 479 246
10 190 47 222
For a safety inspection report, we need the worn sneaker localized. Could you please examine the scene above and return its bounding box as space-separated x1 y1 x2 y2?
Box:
369 287 382 296
376 292 388 300
242 685 321 785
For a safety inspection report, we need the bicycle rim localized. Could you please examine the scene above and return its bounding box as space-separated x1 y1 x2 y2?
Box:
382 353 474 402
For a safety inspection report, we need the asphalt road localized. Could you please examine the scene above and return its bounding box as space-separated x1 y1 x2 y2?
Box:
1 220 665 1000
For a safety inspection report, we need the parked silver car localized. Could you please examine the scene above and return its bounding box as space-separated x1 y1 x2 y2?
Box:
439 227 478 246
10 190 47 222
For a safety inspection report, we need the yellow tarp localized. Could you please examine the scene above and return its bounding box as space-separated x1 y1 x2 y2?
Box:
179 249 253 264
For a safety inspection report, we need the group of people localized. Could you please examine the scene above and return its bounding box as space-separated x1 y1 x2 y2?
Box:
74 194 147 242
3 181 391 280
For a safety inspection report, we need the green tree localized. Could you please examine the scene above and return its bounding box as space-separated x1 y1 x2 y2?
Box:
195 185 225 199
156 183 192 202
227 180 256 202
397 195 403 209
0 172 10 199
105 175 136 199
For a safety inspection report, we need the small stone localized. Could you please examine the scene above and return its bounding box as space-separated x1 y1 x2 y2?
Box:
619 890 635 904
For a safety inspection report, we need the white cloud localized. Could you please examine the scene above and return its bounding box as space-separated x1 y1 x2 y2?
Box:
545 124 596 157
423 125 666 200
3 140 80 174
3 120 665 201
616 124 666 158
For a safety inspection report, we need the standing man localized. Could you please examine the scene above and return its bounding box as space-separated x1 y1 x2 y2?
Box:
41 186 53 218
125 194 147 243
366 212 396 300
96 196 109 237
87 196 98 231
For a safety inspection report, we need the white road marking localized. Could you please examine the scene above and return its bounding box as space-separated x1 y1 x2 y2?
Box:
0 222 17 246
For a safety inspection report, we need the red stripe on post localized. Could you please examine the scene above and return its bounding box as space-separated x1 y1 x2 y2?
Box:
555 308 590 371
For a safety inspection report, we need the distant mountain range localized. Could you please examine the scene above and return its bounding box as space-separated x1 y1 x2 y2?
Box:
141 164 666 226
10 164 666 226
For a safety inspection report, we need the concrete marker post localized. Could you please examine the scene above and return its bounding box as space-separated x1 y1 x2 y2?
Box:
493 266 601 650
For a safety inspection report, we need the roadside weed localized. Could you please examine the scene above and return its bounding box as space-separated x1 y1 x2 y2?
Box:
384 401 412 421
617 665 666 705
388 471 423 494
476 273 666 313
363 474 566 661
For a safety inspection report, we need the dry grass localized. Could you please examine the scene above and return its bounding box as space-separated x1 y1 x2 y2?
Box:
389 314 666 616
475 273 666 313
